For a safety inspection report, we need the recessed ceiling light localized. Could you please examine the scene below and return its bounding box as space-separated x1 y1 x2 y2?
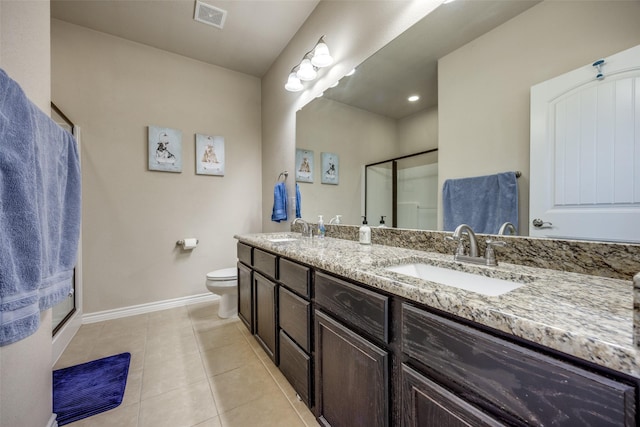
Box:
408 95 420 102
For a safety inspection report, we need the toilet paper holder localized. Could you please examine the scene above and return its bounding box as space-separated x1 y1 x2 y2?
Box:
176 239 199 246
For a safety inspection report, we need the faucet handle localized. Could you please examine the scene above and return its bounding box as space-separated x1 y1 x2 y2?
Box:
485 240 507 266
445 235 467 256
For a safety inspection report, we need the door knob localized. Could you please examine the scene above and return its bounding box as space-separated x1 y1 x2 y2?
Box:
532 218 552 228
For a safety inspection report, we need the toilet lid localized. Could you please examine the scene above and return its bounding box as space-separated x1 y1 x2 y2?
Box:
207 268 237 280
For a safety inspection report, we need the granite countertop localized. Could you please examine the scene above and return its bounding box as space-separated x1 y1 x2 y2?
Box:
235 232 640 378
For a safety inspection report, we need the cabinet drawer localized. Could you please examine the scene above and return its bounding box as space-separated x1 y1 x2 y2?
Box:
315 272 389 344
253 249 277 279
402 303 637 426
279 286 311 352
237 242 252 266
279 258 310 297
279 330 311 407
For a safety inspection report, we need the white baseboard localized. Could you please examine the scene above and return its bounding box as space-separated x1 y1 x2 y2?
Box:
83 293 220 324
46 413 58 427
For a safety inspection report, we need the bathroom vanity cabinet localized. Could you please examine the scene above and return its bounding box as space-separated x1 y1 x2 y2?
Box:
314 272 391 427
236 241 639 426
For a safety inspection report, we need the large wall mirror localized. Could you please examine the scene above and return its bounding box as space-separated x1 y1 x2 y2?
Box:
295 0 640 242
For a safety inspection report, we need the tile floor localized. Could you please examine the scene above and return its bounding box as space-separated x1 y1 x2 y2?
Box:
54 300 319 427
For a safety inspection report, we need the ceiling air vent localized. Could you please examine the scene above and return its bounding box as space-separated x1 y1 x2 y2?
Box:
194 0 227 29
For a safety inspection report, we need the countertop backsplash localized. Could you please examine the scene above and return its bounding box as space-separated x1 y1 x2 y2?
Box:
292 223 640 282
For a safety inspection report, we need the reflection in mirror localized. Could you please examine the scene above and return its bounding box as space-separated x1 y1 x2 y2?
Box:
366 150 438 230
295 0 537 228
295 0 640 243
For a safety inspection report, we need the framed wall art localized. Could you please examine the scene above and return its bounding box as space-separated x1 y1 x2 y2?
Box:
148 125 182 173
321 152 339 185
196 134 225 176
295 148 314 183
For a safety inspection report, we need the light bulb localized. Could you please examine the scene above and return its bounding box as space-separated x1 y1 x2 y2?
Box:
285 73 303 92
311 42 333 68
296 58 317 81
345 68 356 77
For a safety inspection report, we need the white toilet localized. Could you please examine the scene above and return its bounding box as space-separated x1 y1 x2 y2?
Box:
205 267 238 318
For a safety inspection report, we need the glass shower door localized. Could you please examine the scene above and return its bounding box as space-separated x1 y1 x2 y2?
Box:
51 103 77 335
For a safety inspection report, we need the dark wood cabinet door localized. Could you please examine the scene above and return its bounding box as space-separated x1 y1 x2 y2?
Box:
315 310 389 427
254 272 277 362
237 262 253 333
402 364 505 427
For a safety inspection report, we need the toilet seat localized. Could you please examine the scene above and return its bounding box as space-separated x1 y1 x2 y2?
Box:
206 267 237 281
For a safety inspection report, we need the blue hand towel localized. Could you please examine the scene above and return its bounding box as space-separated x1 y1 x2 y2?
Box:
0 68 81 346
271 182 288 222
443 172 518 234
295 183 301 219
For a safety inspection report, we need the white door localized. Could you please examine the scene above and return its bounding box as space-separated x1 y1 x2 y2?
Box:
530 44 640 243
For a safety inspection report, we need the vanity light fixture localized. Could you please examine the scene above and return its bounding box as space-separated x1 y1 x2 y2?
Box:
408 95 420 102
285 69 304 92
345 68 356 76
285 35 334 92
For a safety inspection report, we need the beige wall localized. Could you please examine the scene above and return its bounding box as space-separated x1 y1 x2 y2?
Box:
0 2 54 427
398 107 438 155
52 20 262 314
261 0 444 232
439 0 640 234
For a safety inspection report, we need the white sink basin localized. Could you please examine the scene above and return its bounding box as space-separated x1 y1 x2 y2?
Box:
385 263 524 296
267 237 298 243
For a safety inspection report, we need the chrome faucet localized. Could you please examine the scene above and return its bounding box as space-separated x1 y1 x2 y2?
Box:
498 222 517 236
445 224 507 266
292 218 312 238
447 224 479 257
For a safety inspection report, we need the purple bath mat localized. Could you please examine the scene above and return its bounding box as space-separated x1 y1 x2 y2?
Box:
53 352 130 425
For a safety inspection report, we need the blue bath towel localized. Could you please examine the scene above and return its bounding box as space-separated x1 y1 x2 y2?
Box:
443 172 518 234
295 183 301 219
0 68 81 346
271 181 288 222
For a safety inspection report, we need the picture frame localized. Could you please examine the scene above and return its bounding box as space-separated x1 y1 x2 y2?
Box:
321 152 339 185
148 125 182 173
195 134 225 176
295 148 314 183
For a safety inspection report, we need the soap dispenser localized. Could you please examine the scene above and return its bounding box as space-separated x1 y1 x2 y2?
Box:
317 215 326 239
379 216 387 228
359 216 371 245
